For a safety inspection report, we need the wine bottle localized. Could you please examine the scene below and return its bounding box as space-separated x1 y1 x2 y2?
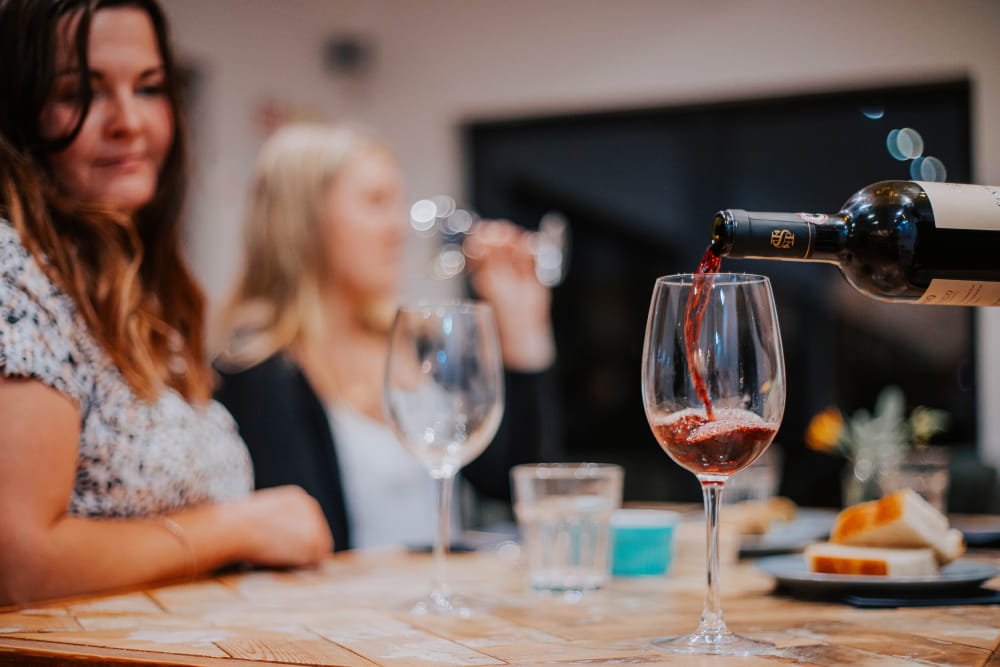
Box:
711 180 1000 306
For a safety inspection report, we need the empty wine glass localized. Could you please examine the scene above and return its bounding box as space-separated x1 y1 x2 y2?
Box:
410 195 570 286
641 273 785 655
384 301 505 615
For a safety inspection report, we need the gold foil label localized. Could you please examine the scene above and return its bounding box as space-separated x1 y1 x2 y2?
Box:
770 229 795 249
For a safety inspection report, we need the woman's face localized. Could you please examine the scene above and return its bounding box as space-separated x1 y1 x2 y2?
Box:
320 147 407 302
39 7 174 215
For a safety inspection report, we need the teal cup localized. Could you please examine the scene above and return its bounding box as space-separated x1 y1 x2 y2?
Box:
610 509 679 577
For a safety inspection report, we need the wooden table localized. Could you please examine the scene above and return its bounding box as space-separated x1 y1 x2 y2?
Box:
1 545 998 666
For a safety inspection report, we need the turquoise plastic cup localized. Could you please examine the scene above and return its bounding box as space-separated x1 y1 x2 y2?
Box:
610 509 679 577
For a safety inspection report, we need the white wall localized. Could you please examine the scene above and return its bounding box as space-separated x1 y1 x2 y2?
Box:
162 0 1000 465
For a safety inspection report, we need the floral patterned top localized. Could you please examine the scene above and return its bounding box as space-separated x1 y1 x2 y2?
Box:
0 219 252 517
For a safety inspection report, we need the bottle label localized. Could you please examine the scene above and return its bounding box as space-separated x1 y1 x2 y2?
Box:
917 279 1000 306
737 212 817 259
917 181 1000 231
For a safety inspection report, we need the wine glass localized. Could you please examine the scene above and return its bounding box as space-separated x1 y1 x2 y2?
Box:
641 273 785 655
384 301 505 615
411 195 570 286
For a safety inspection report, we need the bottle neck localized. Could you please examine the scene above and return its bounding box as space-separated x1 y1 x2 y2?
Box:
712 210 844 262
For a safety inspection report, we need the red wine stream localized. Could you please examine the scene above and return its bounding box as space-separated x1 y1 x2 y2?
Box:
685 247 722 418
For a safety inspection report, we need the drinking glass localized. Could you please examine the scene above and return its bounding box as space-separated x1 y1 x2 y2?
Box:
641 273 785 655
512 463 623 594
384 301 505 615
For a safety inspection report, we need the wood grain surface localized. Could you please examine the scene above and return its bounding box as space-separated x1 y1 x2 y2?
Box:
1 546 998 666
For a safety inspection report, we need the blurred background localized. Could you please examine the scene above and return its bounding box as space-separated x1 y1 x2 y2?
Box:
162 0 1000 509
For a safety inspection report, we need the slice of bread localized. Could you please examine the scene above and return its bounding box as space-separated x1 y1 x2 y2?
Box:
723 497 798 535
805 542 937 577
936 528 966 565
830 489 964 565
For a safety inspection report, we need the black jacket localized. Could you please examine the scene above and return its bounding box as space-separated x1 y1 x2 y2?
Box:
214 353 561 550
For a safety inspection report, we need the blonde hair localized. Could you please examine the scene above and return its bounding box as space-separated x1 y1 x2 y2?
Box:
216 122 388 370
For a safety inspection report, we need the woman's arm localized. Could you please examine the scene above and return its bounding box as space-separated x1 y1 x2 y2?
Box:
0 376 332 606
462 221 564 499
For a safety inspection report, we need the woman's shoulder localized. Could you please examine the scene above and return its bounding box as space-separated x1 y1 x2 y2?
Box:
214 351 309 400
213 350 323 428
0 217 67 316
0 219 95 405
0 218 40 277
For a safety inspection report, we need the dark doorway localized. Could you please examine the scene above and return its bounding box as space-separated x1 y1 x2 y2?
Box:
465 80 975 507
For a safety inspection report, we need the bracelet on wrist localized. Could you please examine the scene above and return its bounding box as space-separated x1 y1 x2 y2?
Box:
155 516 197 580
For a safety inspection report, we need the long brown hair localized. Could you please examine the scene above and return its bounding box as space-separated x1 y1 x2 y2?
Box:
0 0 210 402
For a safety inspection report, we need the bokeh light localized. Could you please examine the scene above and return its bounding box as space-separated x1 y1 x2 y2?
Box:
910 156 947 182
410 199 438 232
444 209 476 234
431 195 456 219
886 127 924 161
432 243 466 279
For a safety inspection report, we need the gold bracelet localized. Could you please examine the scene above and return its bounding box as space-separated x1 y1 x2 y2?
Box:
156 516 197 579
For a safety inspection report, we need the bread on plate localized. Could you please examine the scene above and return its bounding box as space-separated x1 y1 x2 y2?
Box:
830 488 964 565
804 542 937 577
723 496 797 535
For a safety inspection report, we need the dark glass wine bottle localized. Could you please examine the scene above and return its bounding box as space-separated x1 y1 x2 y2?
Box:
711 180 1000 306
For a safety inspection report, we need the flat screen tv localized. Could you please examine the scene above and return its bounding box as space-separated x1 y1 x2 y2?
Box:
464 80 974 507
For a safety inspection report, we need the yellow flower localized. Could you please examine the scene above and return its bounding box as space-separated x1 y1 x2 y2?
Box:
805 407 845 453
910 405 949 448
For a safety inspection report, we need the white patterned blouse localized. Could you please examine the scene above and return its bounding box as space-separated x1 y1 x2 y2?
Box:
0 219 252 517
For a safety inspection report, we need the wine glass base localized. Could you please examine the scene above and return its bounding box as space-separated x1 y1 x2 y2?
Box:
652 631 776 656
404 591 486 617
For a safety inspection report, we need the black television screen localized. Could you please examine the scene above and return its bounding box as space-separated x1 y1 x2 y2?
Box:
464 80 974 507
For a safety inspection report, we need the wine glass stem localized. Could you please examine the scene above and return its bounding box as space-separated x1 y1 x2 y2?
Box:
699 480 728 636
432 473 455 599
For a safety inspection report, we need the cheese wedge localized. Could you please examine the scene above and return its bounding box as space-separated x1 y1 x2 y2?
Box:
805 542 937 577
830 489 964 565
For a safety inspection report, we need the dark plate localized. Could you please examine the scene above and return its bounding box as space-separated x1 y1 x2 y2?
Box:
755 554 1000 594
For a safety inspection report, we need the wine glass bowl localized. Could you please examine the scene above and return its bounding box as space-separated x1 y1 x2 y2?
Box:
641 273 785 655
384 301 505 615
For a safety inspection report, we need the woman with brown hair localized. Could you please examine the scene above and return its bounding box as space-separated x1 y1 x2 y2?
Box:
0 0 332 606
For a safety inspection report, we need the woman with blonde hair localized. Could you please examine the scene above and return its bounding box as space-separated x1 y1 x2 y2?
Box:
215 122 561 550
0 0 331 606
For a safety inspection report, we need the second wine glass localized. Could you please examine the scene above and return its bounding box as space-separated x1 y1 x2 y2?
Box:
384 301 505 615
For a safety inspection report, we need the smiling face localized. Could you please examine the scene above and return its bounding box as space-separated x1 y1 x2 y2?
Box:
320 147 408 303
39 6 174 215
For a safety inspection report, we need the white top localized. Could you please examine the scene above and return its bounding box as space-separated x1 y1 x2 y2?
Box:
0 220 252 518
328 402 461 550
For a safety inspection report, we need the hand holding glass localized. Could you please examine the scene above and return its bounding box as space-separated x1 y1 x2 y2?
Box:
641 273 785 655
384 302 504 615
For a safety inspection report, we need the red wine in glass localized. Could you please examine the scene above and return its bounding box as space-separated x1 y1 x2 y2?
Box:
651 409 777 476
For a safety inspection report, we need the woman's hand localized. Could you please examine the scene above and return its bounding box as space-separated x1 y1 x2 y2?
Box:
229 486 333 567
464 220 555 371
